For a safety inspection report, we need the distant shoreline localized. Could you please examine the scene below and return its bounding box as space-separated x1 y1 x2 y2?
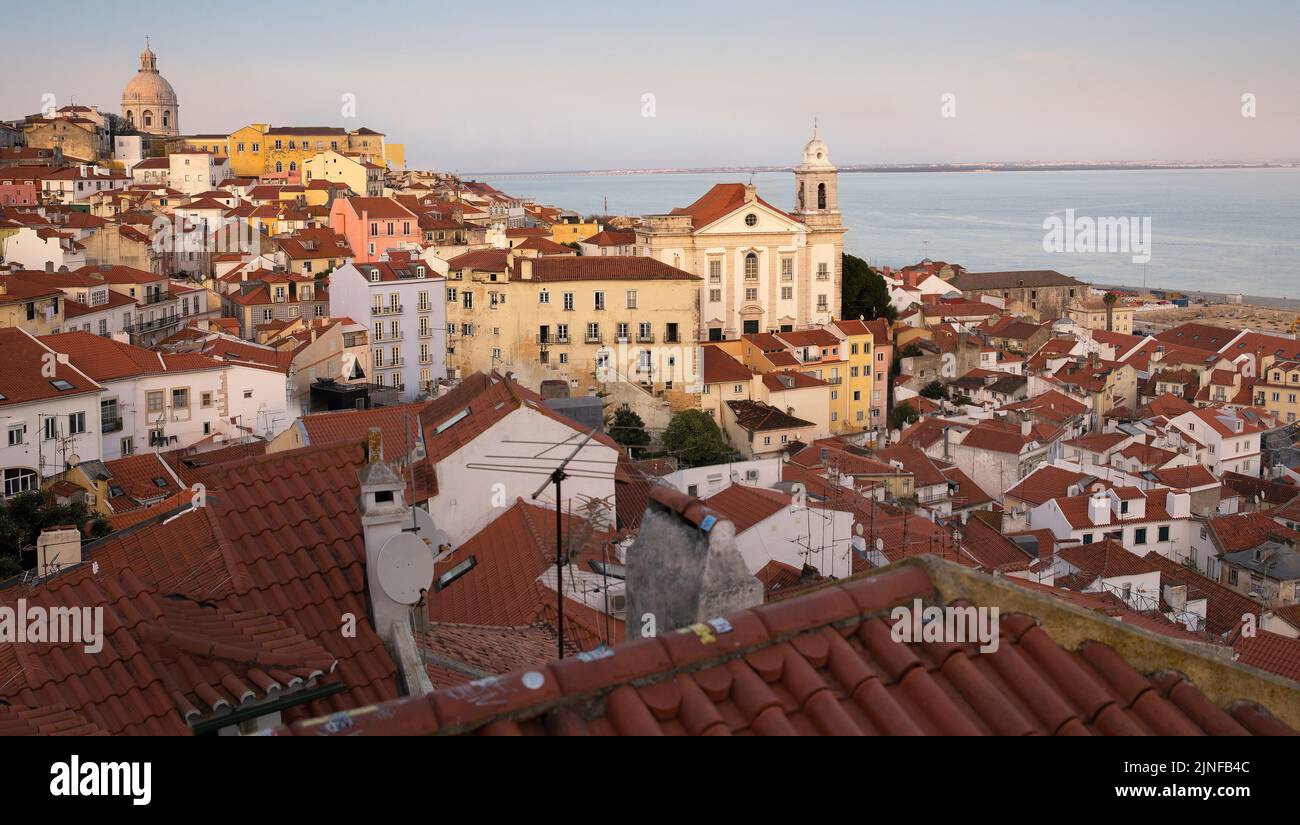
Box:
474 162 1298 178
1096 284 1300 313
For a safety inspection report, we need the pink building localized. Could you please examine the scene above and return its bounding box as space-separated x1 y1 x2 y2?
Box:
0 166 43 207
328 197 420 263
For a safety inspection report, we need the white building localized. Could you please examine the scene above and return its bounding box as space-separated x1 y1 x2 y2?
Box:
40 331 289 460
637 131 846 339
659 457 782 498
703 483 858 579
2 226 87 272
1167 407 1264 477
421 373 619 546
168 152 231 196
0 329 105 496
329 253 448 401
1029 487 1195 565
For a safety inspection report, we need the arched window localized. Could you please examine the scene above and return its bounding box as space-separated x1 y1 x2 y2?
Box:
817 183 827 210
798 184 805 211
143 110 153 127
126 110 134 127
744 252 758 280
162 111 169 128
289 161 297 172
275 161 283 173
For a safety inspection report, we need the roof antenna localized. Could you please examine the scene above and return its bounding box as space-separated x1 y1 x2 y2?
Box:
532 426 599 659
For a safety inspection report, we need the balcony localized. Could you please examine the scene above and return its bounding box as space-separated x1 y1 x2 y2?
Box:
826 377 843 386
584 333 603 344
102 417 123 433
372 304 404 315
663 334 681 344
636 333 655 343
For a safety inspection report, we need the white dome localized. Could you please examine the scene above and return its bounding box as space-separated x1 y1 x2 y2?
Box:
123 72 177 105
122 43 177 106
801 135 832 168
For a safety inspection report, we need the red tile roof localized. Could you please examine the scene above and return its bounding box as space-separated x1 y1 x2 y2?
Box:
700 346 752 385
703 484 792 532
423 499 623 651
0 328 101 408
0 562 336 735
273 559 1298 736
667 183 793 229
1140 552 1265 637
1231 629 1300 684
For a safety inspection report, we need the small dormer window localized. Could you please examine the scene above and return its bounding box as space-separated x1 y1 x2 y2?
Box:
416 267 425 277
369 270 380 282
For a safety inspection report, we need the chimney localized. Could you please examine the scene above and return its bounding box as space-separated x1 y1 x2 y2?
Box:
356 427 433 647
1021 418 1032 437
742 183 757 203
45 261 54 273
1166 490 1191 519
37 525 82 573
626 487 762 639
1088 492 1111 526
1164 583 1188 611
518 257 533 280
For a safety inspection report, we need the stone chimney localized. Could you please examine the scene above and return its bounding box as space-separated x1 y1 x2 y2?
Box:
625 487 762 639
742 183 757 203
356 427 418 645
37 525 82 573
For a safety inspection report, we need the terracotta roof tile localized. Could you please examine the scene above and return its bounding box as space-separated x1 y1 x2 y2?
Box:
274 559 1298 737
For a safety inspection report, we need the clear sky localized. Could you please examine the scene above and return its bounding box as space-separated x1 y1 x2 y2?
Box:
4 0 1297 172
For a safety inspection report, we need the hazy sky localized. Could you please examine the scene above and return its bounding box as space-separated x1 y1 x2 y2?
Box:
4 0 1297 171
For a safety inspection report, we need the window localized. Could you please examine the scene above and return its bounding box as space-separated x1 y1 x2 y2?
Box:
1082 534 1093 544
744 253 758 280
594 291 606 310
709 289 721 303
147 391 164 414
7 426 23 447
745 288 758 301
781 286 793 300
171 388 189 410
539 290 549 304
68 411 86 435
708 260 721 283
563 292 574 311
1134 527 1148 545
3 468 38 497
744 213 757 226
1158 525 1170 542
626 290 637 309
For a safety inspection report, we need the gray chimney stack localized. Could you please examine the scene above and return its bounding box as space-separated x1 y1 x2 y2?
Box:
625 487 762 639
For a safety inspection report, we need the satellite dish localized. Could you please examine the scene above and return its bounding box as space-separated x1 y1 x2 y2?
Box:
875 538 885 552
376 533 435 605
67 453 80 466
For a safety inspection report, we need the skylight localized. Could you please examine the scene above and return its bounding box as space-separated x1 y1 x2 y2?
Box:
50 379 74 391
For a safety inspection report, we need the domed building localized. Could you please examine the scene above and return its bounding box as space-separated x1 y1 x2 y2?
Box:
121 41 179 136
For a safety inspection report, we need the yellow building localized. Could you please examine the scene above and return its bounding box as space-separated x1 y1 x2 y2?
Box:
0 277 66 335
832 319 875 431
193 124 388 179
1066 297 1134 335
303 150 383 197
443 252 699 396
550 219 600 246
1254 357 1300 424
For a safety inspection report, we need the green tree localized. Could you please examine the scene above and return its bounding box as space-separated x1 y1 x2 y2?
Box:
662 409 733 467
841 253 897 323
609 408 651 457
889 401 919 432
920 380 947 400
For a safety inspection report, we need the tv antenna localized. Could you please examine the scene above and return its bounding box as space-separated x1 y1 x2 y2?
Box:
531 426 600 659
